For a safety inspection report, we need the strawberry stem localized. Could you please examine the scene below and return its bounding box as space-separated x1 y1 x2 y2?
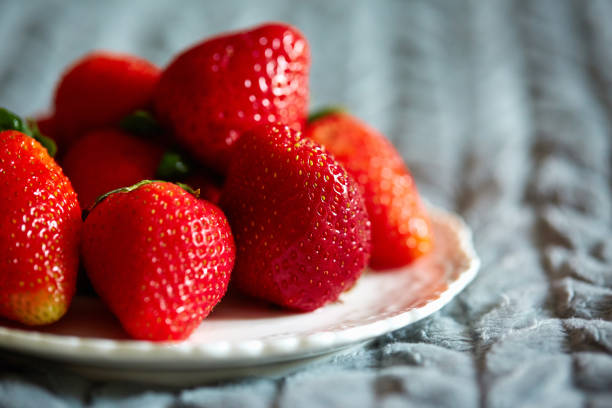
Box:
307 106 346 123
120 110 163 136
82 180 199 220
0 108 57 157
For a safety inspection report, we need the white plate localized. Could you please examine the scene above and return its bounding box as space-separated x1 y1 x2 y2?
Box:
0 206 479 384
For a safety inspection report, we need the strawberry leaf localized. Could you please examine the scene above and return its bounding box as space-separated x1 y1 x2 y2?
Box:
0 108 29 134
307 106 346 123
0 108 57 157
120 110 163 137
156 150 191 180
27 118 57 157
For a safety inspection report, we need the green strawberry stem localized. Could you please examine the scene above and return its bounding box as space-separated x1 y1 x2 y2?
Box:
307 106 346 123
0 108 57 157
156 150 191 180
82 180 200 220
26 119 57 157
120 110 163 136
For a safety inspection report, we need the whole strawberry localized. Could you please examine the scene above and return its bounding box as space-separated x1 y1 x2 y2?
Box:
52 51 160 150
62 128 164 208
81 181 235 341
154 23 310 173
221 125 371 311
306 111 433 269
0 109 81 325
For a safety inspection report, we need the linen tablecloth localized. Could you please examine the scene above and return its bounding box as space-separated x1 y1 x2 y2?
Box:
1 0 611 406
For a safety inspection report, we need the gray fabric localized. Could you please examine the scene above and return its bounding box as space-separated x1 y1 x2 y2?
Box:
1 0 611 406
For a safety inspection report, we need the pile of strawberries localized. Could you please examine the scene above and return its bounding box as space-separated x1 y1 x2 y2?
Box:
0 23 433 341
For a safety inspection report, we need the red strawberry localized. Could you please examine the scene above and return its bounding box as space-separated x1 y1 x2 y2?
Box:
81 181 235 341
182 171 223 205
221 125 371 311
62 128 164 208
306 111 433 270
154 23 310 173
35 114 57 144
52 51 160 149
0 109 81 325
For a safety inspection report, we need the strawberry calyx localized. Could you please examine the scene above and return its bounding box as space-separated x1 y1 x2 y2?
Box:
156 150 191 180
0 107 57 157
82 179 200 220
120 109 163 137
307 106 346 123
120 110 195 181
27 119 58 157
0 107 29 133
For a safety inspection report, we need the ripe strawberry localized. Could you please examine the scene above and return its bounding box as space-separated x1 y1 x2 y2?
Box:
81 181 235 341
182 170 223 205
52 51 160 149
306 111 433 269
0 109 81 325
62 128 164 208
154 23 310 173
221 125 371 311
35 114 57 144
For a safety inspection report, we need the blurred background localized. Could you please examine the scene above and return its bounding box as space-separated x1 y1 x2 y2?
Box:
4 0 609 213
2 1 612 406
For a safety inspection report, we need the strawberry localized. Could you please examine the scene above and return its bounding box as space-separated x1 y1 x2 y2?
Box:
306 111 433 269
61 128 164 208
154 23 310 173
52 51 160 149
0 109 81 325
221 125 371 311
81 181 235 341
35 114 57 144
182 170 223 205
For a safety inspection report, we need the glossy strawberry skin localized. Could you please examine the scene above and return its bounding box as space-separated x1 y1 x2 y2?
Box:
154 23 310 173
221 125 371 311
81 182 235 341
53 52 160 149
0 130 81 325
306 112 433 269
62 129 164 208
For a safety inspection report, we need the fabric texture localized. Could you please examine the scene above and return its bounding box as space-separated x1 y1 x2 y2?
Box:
1 0 611 406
